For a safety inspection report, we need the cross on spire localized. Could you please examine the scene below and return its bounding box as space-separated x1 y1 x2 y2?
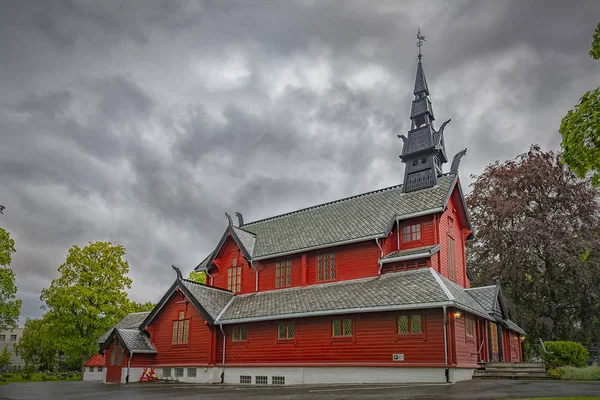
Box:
417 28 426 59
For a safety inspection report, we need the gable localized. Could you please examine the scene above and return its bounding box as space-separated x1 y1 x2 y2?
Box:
140 279 234 329
448 181 472 235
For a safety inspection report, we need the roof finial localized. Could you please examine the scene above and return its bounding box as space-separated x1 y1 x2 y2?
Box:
417 27 426 60
172 264 183 281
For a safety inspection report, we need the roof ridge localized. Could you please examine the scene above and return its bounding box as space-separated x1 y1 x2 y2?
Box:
464 285 497 291
243 182 404 226
181 278 234 294
124 311 151 315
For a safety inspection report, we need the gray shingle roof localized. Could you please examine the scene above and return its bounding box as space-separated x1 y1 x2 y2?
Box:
465 286 497 313
96 312 151 343
118 329 157 353
240 175 456 259
381 244 440 262
438 275 490 318
232 226 256 256
180 279 234 320
505 319 526 335
219 268 462 324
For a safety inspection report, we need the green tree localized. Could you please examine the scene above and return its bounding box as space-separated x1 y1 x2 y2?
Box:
127 301 156 313
559 22 600 186
0 345 11 370
40 241 134 372
187 270 206 284
467 146 600 342
0 210 21 330
15 316 59 371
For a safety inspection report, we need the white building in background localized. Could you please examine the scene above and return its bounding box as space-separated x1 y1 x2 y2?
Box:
0 328 25 369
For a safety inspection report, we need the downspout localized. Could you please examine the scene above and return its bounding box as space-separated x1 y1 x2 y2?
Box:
126 352 133 383
443 305 449 383
376 238 384 275
250 237 258 292
396 218 400 251
205 269 214 286
219 324 226 383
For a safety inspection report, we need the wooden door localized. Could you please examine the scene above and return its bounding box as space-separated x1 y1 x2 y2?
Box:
106 344 124 383
490 322 500 362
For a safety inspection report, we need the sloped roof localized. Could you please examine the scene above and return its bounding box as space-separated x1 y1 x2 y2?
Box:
180 279 234 320
466 286 497 313
84 353 104 367
505 319 526 335
232 226 255 256
438 275 491 318
381 244 440 263
117 329 157 353
237 175 456 260
96 311 150 344
218 268 448 323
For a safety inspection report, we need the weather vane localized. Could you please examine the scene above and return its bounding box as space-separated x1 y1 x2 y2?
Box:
417 28 426 59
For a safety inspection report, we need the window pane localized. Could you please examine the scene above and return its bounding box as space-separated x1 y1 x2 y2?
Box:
163 368 171 377
183 320 189 342
240 327 247 341
411 314 422 333
233 327 239 341
116 348 123 365
324 255 329 281
175 368 184 377
187 368 197 377
172 321 178 344
318 254 323 281
330 253 336 280
402 226 411 242
179 311 184 320
343 319 352 336
178 321 183 343
412 224 421 240
332 320 341 337
232 257 237 267
398 316 409 334
287 323 295 338
278 323 286 339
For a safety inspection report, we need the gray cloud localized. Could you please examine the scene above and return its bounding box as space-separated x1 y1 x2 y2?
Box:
1 0 599 322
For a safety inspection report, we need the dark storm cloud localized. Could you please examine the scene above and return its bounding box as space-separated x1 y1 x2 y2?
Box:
1 0 599 321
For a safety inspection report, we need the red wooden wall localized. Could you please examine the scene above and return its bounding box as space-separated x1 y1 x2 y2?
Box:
451 313 480 368
215 309 446 366
437 192 469 287
133 290 215 367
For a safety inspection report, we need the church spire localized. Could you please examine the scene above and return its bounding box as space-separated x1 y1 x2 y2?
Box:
399 29 450 193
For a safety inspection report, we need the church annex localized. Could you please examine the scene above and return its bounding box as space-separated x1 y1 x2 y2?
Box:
95 36 525 385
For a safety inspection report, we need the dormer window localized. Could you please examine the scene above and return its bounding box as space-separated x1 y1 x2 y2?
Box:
401 224 421 243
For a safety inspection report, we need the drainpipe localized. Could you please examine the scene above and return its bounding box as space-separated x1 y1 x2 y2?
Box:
443 305 449 383
396 218 400 251
375 238 384 275
126 353 133 383
219 324 226 383
205 269 214 286
250 260 258 292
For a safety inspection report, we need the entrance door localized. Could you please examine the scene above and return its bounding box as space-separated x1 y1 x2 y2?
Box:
490 322 500 362
106 344 124 383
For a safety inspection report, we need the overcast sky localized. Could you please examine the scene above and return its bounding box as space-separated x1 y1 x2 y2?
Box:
2 0 599 322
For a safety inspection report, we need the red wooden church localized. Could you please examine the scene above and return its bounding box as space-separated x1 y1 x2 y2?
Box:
96 42 525 385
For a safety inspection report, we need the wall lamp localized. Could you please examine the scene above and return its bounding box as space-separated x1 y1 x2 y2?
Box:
452 311 462 319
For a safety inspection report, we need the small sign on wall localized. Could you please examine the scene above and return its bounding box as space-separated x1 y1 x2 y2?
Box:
392 353 404 361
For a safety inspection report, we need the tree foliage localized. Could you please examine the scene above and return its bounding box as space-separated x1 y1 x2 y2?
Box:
0 345 11 370
467 146 600 342
127 301 156 313
559 21 600 186
15 316 58 370
187 270 207 284
40 242 134 366
0 214 21 331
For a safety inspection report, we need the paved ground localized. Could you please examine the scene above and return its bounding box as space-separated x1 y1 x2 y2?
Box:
1 380 600 400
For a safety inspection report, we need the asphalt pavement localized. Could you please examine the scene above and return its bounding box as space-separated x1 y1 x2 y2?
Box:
1 379 600 400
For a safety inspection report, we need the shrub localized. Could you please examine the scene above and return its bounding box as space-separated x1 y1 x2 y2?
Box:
557 366 600 381
548 368 562 379
544 341 589 368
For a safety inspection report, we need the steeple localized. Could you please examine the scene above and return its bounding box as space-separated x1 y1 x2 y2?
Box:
399 29 450 193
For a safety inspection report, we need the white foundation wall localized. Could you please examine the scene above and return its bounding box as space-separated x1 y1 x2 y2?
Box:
448 368 475 382
221 366 448 385
83 370 104 381
154 366 222 384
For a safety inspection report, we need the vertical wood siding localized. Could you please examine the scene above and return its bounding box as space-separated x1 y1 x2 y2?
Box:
438 191 467 286
216 309 446 366
452 313 479 367
136 291 213 367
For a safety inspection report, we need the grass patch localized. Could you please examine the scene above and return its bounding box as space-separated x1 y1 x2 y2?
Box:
0 372 81 385
510 398 600 400
549 366 600 381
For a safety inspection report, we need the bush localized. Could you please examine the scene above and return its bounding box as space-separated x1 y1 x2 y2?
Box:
544 341 589 368
548 368 562 379
557 366 600 381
